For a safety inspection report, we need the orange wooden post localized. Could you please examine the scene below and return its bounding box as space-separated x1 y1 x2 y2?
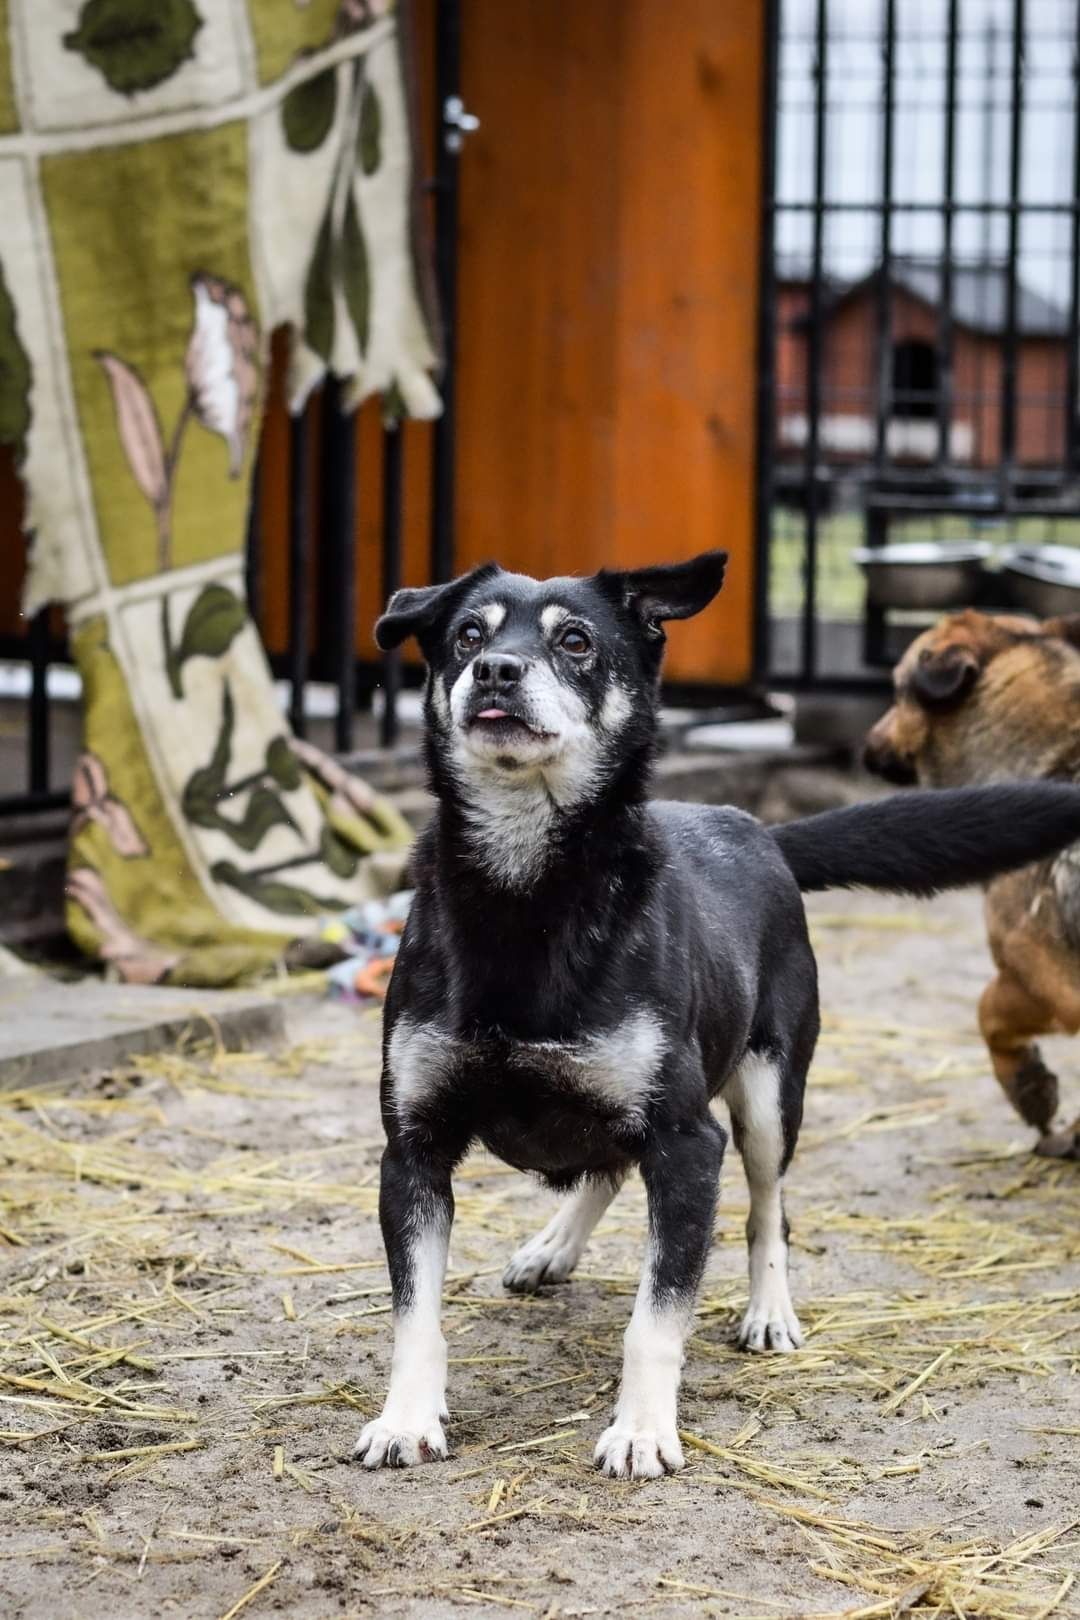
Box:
447 0 766 686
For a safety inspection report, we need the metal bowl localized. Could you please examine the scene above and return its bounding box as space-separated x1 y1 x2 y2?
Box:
851 541 992 610
1000 544 1080 618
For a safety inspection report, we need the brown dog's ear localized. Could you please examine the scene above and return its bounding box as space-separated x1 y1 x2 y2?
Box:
1043 614 1080 650
910 644 981 709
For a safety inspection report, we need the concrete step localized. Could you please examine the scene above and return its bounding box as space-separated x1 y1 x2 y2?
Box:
0 977 285 1091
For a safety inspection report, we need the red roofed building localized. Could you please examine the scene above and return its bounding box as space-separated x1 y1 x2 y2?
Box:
776 259 1071 471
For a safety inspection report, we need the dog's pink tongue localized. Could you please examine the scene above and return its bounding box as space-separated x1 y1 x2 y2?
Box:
477 708 508 720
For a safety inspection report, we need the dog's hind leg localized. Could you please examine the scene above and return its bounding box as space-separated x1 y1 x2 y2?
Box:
725 1050 806 1354
979 971 1062 1136
980 905 1080 1155
503 1174 624 1293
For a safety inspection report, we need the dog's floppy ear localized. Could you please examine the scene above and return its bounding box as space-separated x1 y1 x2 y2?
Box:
374 563 498 651
910 644 980 709
603 550 728 633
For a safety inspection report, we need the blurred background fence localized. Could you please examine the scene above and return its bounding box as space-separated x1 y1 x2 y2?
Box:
5 0 1080 811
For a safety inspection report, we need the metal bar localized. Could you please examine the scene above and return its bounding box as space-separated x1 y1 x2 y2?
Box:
1066 6 1080 470
430 0 462 585
976 20 997 471
937 0 960 468
768 672 892 696
861 477 1073 506
287 410 311 738
801 0 829 685
874 0 896 469
770 198 1076 215
1000 0 1024 484
752 0 781 683
861 507 888 668
777 460 1071 495
0 790 70 818
27 608 50 796
380 424 405 748
321 379 358 754
0 632 68 662
244 444 263 628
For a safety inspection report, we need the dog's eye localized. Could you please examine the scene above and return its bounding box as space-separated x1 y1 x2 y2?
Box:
558 627 591 656
456 621 484 651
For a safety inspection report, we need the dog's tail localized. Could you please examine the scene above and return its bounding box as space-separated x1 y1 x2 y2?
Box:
772 783 1080 896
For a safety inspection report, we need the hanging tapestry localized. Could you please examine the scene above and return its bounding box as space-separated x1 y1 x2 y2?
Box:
0 0 439 984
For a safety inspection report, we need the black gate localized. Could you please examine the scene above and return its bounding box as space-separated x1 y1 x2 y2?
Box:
757 0 1080 692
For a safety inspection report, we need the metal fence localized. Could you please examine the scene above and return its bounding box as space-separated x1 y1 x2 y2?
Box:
2 0 466 820
247 380 412 760
757 0 1080 690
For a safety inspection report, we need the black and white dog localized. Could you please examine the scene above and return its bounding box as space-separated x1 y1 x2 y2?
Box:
355 551 1080 1481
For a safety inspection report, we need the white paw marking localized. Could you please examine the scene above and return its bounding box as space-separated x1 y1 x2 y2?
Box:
354 1407 449 1469
362 1244 451 1470
738 1271 804 1354
594 1421 684 1480
598 1297 687 1481
503 1226 580 1293
503 1180 622 1294
724 1054 805 1355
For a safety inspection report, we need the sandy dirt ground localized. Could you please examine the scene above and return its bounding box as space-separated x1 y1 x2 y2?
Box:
2 885 1079 1619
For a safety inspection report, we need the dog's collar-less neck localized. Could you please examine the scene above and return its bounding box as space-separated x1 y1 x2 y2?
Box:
450 778 646 890
434 755 652 896
458 772 564 889
423 783 658 1043
425 711 656 893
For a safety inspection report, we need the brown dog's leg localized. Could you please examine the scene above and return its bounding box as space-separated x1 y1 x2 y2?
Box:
981 885 1080 1158
1035 1113 1080 1158
978 973 1060 1133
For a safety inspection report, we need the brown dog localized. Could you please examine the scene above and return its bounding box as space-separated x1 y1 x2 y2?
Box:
865 608 1080 1158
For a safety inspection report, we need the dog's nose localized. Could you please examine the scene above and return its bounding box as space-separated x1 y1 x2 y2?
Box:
862 738 917 786
473 653 525 693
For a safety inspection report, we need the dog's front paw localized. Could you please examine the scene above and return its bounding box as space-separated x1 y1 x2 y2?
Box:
502 1229 579 1293
354 1411 448 1469
738 1292 803 1354
594 1422 684 1480
1035 1115 1080 1160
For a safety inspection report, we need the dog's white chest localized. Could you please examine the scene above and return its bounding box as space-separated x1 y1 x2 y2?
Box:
509 1013 666 1115
389 1011 666 1121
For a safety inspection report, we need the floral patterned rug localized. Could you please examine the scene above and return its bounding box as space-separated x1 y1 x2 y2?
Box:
0 0 438 984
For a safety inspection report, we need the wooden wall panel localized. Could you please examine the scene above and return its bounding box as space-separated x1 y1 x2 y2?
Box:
613 0 762 683
451 0 764 684
449 3 624 582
